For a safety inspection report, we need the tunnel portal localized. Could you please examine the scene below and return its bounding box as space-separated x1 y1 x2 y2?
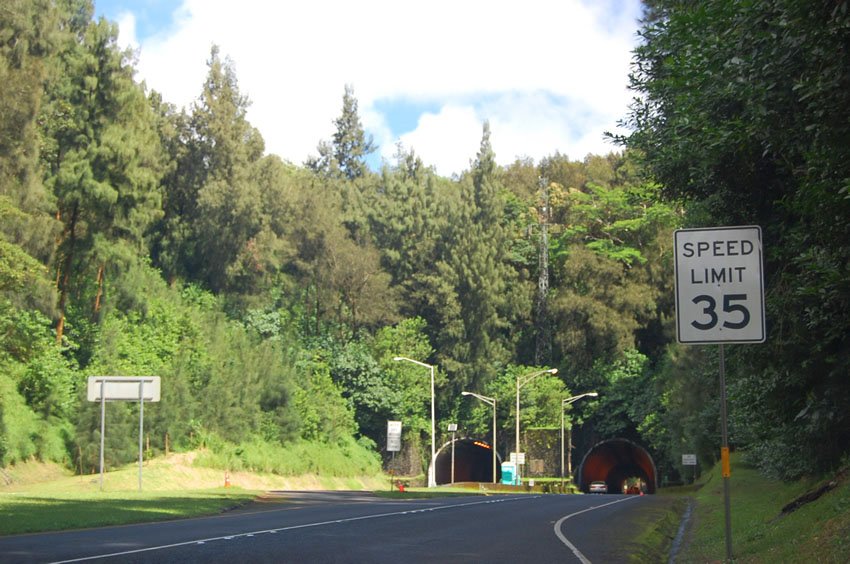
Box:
434 438 502 484
578 438 657 494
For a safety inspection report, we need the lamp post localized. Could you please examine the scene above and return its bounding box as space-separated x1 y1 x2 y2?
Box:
393 356 436 487
461 392 497 484
448 423 457 484
515 368 557 484
560 392 598 492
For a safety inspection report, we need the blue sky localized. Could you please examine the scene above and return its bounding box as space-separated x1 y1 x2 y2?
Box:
94 0 644 176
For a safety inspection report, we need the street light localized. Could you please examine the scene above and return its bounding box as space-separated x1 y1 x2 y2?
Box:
561 392 599 492
393 356 437 488
461 391 497 484
515 368 558 484
448 423 457 484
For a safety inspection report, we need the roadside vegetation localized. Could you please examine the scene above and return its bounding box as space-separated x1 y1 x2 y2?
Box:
1 2 849 548
671 454 850 563
0 454 387 536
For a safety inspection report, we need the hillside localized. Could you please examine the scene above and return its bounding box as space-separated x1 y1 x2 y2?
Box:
677 454 849 562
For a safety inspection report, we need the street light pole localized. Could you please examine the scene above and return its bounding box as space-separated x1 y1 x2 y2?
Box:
560 392 598 492
461 391 497 484
515 368 557 483
393 356 437 487
448 423 457 485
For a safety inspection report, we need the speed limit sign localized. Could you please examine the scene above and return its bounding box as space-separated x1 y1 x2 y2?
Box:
674 226 765 344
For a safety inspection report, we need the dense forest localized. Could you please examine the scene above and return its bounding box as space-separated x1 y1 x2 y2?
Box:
1 0 848 483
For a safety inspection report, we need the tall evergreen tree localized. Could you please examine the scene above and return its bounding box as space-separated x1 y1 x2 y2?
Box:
184 46 267 293
437 122 517 391
40 1 163 343
0 0 59 313
306 85 376 180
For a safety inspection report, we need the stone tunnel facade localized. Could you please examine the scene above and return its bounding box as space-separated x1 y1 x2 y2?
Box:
434 438 502 484
577 438 657 494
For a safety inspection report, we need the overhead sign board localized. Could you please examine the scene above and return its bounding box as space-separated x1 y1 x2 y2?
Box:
87 376 161 402
387 420 402 452
682 454 697 466
674 226 765 344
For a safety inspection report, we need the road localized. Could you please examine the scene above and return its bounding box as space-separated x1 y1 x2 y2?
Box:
0 491 668 563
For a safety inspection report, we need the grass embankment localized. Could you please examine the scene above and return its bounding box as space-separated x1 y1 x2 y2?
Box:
0 452 388 536
677 453 850 562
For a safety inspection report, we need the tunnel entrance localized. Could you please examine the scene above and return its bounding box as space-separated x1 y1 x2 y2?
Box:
577 438 657 494
434 438 502 484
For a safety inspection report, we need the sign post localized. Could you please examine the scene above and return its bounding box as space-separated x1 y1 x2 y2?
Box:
88 376 161 491
448 423 458 484
682 454 697 484
386 420 402 490
386 421 402 452
674 226 765 563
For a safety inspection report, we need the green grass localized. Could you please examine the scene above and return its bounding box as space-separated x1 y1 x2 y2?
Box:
0 451 385 536
678 453 850 563
0 489 258 536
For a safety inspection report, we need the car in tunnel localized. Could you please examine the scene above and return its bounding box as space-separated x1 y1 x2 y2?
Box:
589 481 608 494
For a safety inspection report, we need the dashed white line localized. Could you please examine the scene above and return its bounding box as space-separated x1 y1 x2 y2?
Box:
51 496 539 563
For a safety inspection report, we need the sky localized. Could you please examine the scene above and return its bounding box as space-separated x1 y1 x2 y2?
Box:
94 0 644 177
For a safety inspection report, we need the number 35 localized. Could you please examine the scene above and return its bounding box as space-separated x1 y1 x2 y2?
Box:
691 294 750 330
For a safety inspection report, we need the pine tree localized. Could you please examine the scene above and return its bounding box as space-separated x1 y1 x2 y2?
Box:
40 3 164 342
184 46 267 293
438 122 516 391
307 85 375 180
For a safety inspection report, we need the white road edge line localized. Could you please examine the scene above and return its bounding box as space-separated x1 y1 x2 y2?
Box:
554 496 640 564
51 495 540 563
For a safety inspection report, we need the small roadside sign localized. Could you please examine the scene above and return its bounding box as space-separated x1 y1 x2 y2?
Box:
88 376 161 402
387 420 402 452
510 452 525 465
682 454 697 466
674 226 765 344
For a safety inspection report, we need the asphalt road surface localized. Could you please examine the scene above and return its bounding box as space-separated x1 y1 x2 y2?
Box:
0 491 668 563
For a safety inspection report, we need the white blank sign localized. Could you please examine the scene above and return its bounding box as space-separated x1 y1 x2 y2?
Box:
87 376 161 402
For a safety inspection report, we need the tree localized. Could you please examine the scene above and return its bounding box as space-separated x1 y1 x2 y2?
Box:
307 85 376 180
623 0 850 478
40 5 164 343
433 123 520 392
184 46 268 293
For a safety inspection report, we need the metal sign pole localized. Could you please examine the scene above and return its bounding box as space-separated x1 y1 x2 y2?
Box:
99 380 105 492
673 226 765 563
139 380 144 492
451 430 456 484
719 344 733 561
88 376 161 492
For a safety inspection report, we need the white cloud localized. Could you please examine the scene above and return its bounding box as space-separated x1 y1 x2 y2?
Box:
129 0 642 175
115 12 139 52
398 105 484 177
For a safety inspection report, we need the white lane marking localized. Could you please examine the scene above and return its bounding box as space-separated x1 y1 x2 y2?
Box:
554 496 640 564
51 496 540 563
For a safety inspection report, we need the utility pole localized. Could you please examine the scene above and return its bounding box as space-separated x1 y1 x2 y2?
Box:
534 175 551 365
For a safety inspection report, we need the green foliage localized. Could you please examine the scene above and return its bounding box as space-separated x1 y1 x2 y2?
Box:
193 435 381 477
435 123 518 391
13 0 849 495
292 351 358 443
550 246 656 371
306 85 376 180
625 0 850 478
583 350 658 443
18 345 79 420
476 366 567 443
0 372 40 465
